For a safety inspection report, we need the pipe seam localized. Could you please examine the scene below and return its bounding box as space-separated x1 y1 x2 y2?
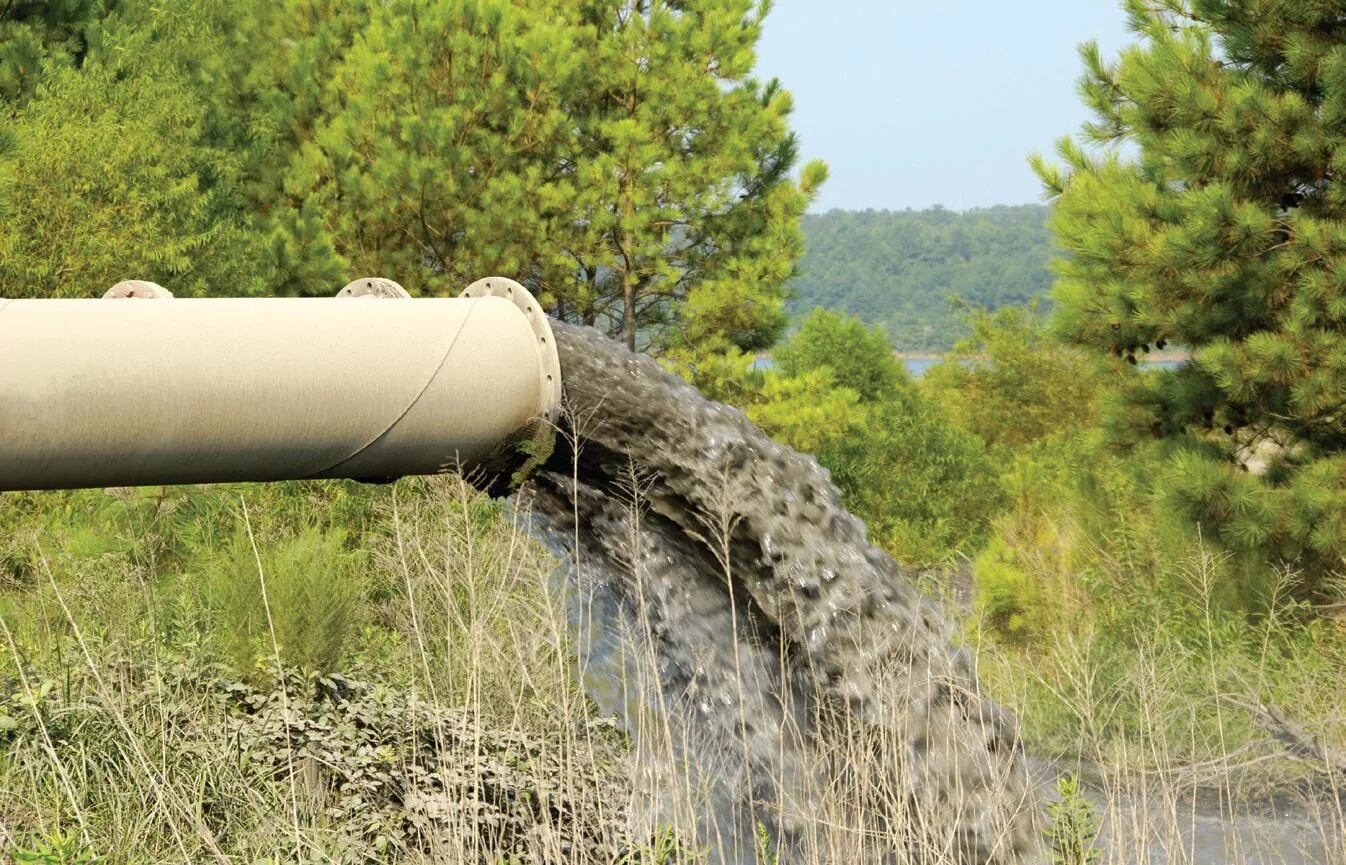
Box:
303 301 478 480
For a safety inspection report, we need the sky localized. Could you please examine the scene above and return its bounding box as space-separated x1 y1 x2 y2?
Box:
755 1 1133 213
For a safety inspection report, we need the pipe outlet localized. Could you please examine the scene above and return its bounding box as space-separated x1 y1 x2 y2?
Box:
0 277 561 491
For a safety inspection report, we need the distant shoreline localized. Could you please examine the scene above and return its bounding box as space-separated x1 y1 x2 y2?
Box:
893 351 1194 363
756 351 1194 365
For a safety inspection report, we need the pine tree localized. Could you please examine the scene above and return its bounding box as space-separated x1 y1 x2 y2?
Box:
275 0 823 350
1036 0 1346 598
246 0 373 295
563 0 825 352
0 0 109 108
273 0 583 299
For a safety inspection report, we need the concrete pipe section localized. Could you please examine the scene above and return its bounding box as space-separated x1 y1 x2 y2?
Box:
0 277 562 491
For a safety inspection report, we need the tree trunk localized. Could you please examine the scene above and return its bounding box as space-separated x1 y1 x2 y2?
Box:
622 273 637 351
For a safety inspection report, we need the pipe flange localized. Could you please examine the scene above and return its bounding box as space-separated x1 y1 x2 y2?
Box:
104 280 173 299
460 277 561 421
336 277 411 298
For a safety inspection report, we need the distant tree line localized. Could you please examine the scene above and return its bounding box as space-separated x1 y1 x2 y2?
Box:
787 204 1055 351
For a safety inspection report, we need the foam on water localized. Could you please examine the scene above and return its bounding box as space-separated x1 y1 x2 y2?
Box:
524 322 1045 864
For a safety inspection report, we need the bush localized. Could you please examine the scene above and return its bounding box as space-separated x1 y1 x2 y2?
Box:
1045 774 1099 865
922 305 1106 456
749 309 1006 563
200 524 365 675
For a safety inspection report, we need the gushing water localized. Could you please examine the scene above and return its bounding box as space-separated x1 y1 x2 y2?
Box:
524 322 1045 864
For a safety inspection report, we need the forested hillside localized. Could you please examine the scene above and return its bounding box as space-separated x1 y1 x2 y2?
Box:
789 205 1053 350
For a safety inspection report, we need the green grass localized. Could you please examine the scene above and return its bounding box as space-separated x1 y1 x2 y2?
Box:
0 477 632 863
1 473 1342 863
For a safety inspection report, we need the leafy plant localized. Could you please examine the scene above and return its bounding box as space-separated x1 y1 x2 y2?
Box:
1045 773 1100 865
754 821 778 865
12 829 96 865
618 824 703 865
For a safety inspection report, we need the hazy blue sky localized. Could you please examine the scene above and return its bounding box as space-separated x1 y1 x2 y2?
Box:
755 2 1133 212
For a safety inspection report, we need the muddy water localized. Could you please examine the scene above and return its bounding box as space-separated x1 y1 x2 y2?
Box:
523 322 1045 864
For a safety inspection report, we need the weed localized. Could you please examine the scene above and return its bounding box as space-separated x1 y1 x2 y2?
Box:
1045 774 1099 865
12 829 95 865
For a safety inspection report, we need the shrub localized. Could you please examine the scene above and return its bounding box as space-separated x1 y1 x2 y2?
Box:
750 309 1006 563
199 524 366 675
922 304 1106 456
1045 774 1099 865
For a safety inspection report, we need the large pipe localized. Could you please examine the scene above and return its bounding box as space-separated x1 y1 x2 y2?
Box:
0 277 561 491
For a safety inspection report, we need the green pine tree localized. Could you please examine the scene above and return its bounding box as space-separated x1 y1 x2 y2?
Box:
274 0 823 351
0 0 109 109
1036 0 1346 600
272 0 584 300
564 0 825 353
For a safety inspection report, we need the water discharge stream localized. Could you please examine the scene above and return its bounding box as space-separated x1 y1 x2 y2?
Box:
523 322 1045 864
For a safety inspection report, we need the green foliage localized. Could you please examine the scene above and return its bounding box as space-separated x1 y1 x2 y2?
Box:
201 525 365 675
748 310 1005 563
617 824 704 865
1046 774 1100 865
0 1 273 298
274 0 823 352
1 0 820 357
777 308 911 401
273 0 578 300
788 205 1055 351
969 431 1121 644
754 821 778 865
0 482 379 675
926 298 1346 765
12 829 96 865
968 410 1346 767
1037 0 1346 597
922 305 1108 454
973 535 1043 640
0 0 108 108
980 539 1346 773
972 429 1215 639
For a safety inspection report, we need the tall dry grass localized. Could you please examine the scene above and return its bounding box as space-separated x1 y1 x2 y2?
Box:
0 476 1340 863
971 544 1345 865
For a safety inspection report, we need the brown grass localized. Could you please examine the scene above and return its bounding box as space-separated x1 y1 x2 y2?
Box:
0 477 1340 863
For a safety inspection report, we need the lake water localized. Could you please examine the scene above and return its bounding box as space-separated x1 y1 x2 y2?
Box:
905 357 938 377
753 357 1187 378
